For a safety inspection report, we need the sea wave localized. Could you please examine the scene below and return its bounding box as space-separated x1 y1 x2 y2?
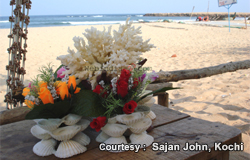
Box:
135 15 143 17
92 15 103 18
68 21 125 25
0 20 9 23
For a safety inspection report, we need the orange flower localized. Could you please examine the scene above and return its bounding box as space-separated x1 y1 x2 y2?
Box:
22 87 30 97
67 75 81 94
39 87 54 104
74 87 81 94
25 100 35 109
68 75 76 90
39 81 47 89
56 81 69 100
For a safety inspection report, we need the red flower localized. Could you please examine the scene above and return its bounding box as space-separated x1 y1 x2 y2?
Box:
120 69 131 81
132 78 139 89
116 80 128 97
123 100 138 114
90 116 107 132
93 85 108 98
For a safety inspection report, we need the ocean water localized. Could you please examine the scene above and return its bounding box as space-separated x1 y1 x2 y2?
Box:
0 14 197 29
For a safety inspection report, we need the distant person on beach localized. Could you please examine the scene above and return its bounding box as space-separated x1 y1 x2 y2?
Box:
196 16 202 21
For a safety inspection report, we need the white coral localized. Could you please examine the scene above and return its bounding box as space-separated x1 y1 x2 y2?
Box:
57 18 155 89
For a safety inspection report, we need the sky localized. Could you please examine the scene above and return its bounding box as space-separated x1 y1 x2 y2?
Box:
0 0 249 16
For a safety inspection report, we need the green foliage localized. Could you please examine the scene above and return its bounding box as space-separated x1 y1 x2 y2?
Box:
38 63 54 84
70 90 107 117
25 100 72 119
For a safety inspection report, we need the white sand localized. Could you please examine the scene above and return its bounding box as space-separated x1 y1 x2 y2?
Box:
0 22 249 158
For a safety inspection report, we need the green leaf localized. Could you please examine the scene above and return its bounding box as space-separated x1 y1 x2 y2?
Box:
137 87 181 102
25 101 72 119
70 90 106 117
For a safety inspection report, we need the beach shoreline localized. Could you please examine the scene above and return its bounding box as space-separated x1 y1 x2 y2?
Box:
0 22 249 158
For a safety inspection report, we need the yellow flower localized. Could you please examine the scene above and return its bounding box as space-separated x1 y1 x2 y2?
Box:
22 87 30 97
56 81 69 100
39 87 54 104
25 100 35 109
74 87 81 94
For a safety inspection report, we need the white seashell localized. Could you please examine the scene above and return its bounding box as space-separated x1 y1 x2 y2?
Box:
146 111 156 120
129 117 152 134
138 90 153 104
33 119 45 123
116 112 145 125
107 116 117 124
37 119 62 131
62 114 82 125
101 123 128 137
72 132 90 146
54 140 87 158
33 139 57 156
50 125 81 141
130 131 154 148
96 131 110 142
104 136 128 152
143 97 155 108
31 125 52 140
76 119 90 131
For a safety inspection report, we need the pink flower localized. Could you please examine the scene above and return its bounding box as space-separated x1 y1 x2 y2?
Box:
57 67 66 79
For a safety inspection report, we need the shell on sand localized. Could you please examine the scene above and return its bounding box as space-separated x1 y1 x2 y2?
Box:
33 119 45 123
116 112 145 125
37 119 62 131
96 131 110 143
101 123 128 137
50 125 81 141
33 139 57 157
62 114 82 126
104 137 128 152
130 131 154 148
107 116 117 124
54 140 87 158
129 117 152 134
76 119 90 131
72 132 90 146
31 125 52 140
146 111 156 120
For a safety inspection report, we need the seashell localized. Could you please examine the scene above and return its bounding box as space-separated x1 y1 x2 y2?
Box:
130 131 154 148
96 131 110 143
107 116 117 124
54 140 87 158
101 123 128 137
76 119 90 131
50 125 81 141
129 117 152 134
134 105 150 115
33 139 57 156
31 125 52 140
72 132 90 146
62 114 82 126
33 119 45 123
143 97 155 108
104 136 128 152
146 111 156 120
116 112 145 125
138 90 153 104
37 119 62 131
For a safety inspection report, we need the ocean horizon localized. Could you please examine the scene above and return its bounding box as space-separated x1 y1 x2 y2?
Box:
0 13 199 29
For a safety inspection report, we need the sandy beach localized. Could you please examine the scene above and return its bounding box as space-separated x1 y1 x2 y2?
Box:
0 21 249 158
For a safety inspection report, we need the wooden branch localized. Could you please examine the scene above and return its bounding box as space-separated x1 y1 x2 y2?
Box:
0 106 30 125
153 60 250 83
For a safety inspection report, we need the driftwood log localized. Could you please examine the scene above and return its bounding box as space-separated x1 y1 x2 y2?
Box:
154 60 250 83
1 60 249 125
0 106 30 125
